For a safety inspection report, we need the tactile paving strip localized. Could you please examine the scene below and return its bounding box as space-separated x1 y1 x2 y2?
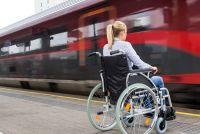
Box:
168 121 200 134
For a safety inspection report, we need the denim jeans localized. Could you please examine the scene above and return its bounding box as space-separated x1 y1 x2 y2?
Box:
150 76 164 88
145 76 165 108
151 76 167 102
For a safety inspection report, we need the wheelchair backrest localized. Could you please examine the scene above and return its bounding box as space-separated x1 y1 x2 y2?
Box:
100 54 155 104
101 54 129 104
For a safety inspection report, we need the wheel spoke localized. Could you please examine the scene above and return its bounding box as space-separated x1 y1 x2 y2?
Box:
87 83 116 131
116 84 159 134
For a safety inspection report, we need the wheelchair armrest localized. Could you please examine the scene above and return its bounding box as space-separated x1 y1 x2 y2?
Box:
130 68 153 74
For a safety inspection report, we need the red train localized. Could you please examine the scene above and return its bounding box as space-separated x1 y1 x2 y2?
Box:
0 0 199 106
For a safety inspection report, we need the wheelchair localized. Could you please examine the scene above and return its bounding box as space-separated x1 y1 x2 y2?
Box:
87 50 176 134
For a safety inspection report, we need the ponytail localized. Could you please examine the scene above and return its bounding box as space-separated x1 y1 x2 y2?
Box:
106 24 114 49
106 21 127 49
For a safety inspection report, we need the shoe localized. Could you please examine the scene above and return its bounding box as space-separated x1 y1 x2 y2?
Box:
166 107 176 121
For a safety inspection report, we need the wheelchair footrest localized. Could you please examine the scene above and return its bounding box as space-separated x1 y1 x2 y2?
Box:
166 107 176 121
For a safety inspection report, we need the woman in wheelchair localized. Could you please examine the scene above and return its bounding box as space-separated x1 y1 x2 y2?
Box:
103 21 164 89
87 21 175 134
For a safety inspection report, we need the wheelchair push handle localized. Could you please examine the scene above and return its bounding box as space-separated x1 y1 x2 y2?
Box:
110 50 125 55
88 52 102 57
110 50 120 55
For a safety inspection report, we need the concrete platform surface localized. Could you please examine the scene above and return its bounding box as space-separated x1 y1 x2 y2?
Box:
0 86 199 134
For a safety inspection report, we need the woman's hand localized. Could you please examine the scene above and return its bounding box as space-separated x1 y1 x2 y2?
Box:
151 66 158 74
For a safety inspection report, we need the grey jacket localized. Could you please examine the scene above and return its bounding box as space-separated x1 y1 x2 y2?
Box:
103 39 152 70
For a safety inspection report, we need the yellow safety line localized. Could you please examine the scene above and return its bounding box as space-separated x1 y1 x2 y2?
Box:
0 87 102 103
176 111 200 117
0 87 199 117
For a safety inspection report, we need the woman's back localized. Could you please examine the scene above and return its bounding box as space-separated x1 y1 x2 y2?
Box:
103 40 129 56
103 39 152 70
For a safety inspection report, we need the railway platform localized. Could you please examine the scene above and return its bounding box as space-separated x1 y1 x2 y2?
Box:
0 86 199 134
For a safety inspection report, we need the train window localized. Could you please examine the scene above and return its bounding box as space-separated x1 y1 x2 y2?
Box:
50 32 68 47
0 41 25 56
0 46 9 56
120 9 166 32
26 38 42 51
9 43 24 55
68 29 79 43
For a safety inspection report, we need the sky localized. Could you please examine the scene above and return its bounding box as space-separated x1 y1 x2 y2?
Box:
0 0 35 29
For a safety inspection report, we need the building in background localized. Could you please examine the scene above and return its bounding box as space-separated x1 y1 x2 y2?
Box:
35 0 68 13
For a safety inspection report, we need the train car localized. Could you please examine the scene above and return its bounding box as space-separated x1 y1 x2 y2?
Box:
0 0 199 106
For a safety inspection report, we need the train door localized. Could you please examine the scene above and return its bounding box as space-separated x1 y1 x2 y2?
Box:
84 16 107 66
78 6 117 67
77 6 117 79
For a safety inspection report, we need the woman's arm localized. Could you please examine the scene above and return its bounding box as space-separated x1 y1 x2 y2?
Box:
125 43 152 69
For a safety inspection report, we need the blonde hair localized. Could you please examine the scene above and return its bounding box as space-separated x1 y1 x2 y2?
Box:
106 21 127 49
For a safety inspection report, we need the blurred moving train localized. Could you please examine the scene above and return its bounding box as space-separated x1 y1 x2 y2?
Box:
0 0 199 107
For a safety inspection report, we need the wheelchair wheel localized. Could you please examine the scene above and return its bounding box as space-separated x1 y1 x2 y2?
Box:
116 83 159 134
87 83 116 131
155 117 167 134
